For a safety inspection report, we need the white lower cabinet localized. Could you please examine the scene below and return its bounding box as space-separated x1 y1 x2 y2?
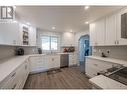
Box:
29 56 47 73
69 53 76 66
0 59 29 89
85 58 115 78
45 55 60 69
29 55 60 73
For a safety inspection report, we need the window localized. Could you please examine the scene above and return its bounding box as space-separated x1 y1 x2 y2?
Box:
41 36 58 51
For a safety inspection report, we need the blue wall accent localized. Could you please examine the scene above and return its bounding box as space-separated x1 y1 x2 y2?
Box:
79 35 91 62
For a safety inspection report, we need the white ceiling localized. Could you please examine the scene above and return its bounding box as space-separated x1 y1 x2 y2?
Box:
15 6 123 32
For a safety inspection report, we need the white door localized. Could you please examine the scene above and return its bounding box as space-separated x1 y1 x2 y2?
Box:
105 13 117 45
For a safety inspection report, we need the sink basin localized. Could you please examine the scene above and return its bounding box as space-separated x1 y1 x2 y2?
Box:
107 66 123 72
97 65 124 76
108 67 127 85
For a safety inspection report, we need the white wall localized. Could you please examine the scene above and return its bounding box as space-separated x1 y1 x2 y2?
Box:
93 46 127 61
61 32 75 46
0 46 16 60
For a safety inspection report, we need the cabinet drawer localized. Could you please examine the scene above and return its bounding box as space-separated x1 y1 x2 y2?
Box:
0 60 30 89
0 70 18 89
29 56 42 62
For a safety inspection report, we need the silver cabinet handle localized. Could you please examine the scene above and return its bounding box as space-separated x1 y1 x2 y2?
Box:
13 40 16 44
11 72 16 77
25 65 27 70
115 41 116 44
117 40 119 44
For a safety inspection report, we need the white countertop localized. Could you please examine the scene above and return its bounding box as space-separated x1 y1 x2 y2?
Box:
0 54 46 84
0 53 69 84
86 56 127 67
0 55 29 84
89 75 127 89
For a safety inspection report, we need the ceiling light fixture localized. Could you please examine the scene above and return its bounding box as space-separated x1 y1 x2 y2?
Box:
84 6 90 10
85 21 89 24
70 29 73 32
52 26 56 30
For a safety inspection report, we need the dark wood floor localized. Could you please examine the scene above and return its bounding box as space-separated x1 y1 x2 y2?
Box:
24 66 92 89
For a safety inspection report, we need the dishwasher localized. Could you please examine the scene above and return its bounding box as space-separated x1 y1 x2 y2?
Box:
60 54 69 68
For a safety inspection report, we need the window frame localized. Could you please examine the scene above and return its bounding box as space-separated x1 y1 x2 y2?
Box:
41 35 59 52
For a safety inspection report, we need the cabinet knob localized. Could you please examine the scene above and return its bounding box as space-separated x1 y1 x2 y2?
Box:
13 40 16 44
117 40 119 44
25 65 27 70
52 58 54 61
115 41 116 44
12 84 17 89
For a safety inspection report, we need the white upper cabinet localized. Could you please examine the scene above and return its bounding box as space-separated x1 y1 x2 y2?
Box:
19 23 37 46
90 23 96 46
116 8 127 45
29 26 36 46
95 18 106 46
90 18 105 46
0 21 36 46
105 13 117 45
0 22 20 45
90 7 127 46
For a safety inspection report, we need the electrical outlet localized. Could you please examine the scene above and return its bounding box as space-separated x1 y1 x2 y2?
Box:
98 49 101 53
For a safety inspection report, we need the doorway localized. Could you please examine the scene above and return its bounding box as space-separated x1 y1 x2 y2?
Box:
78 35 92 73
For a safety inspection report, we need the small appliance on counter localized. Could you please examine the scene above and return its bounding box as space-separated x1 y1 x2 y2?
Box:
15 48 24 56
38 48 42 54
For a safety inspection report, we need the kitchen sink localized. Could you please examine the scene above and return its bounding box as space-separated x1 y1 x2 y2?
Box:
97 65 124 76
97 65 127 86
108 67 127 85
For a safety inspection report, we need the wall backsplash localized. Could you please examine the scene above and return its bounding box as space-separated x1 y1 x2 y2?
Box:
0 46 16 60
0 45 38 60
93 46 127 61
20 46 38 55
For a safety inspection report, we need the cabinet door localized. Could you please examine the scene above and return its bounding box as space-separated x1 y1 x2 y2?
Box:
29 26 36 46
90 23 97 46
52 55 60 68
45 55 60 69
85 58 117 78
95 18 106 46
0 72 18 89
0 22 20 45
69 54 76 66
106 13 117 45
17 60 29 89
117 8 127 45
29 56 46 73
85 58 100 78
